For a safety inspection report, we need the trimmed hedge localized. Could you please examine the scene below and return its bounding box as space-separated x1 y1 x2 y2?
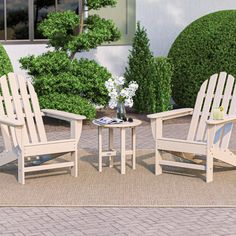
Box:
168 10 236 107
0 44 13 77
39 93 96 120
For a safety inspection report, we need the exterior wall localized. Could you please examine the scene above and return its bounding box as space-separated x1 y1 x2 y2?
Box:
4 0 236 76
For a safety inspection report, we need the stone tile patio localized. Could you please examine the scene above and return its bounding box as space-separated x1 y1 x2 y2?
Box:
0 207 236 235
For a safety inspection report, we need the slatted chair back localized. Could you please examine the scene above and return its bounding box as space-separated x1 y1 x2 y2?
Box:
187 72 236 148
0 73 47 149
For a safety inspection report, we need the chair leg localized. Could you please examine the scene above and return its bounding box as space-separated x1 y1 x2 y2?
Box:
18 154 25 185
71 149 78 177
155 148 162 175
206 152 213 183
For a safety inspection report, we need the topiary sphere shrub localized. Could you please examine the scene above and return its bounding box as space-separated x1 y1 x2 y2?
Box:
168 10 236 107
0 44 13 77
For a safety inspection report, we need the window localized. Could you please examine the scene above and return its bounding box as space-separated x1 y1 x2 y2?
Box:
7 0 29 40
1 0 81 43
0 0 4 40
1 0 135 45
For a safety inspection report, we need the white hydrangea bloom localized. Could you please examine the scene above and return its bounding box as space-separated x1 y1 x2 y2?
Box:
105 79 115 92
128 81 139 91
109 99 117 109
109 90 118 99
125 98 134 108
114 76 125 86
120 88 129 98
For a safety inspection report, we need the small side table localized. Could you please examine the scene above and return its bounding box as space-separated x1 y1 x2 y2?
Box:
93 119 142 174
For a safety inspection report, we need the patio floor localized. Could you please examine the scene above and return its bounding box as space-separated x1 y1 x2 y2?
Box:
0 117 236 206
1 207 235 235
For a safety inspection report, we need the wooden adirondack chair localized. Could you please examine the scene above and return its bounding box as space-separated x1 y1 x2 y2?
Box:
0 73 86 184
148 72 236 182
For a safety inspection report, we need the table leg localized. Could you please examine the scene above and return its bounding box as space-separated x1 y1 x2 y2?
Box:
132 127 136 170
120 128 126 174
109 128 114 168
98 126 103 172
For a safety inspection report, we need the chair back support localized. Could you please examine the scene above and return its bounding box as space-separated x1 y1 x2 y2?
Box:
188 72 236 148
0 73 47 149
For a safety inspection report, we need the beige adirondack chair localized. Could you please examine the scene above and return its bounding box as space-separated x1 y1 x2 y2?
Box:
0 73 86 184
148 72 236 182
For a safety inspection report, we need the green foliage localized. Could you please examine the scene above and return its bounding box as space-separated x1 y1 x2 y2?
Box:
38 10 120 55
0 44 13 77
39 93 96 120
86 0 117 10
21 52 111 106
154 57 173 112
125 22 157 113
38 11 80 50
20 51 71 76
68 15 121 53
71 58 111 105
20 1 121 119
168 10 236 107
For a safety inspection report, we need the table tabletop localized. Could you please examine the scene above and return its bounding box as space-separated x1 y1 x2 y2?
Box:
93 119 142 128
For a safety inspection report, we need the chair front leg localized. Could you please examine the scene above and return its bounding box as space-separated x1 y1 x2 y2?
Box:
151 118 163 175
15 126 25 184
206 124 215 183
70 120 83 177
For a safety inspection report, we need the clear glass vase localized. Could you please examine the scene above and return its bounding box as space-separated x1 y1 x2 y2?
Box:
117 102 126 120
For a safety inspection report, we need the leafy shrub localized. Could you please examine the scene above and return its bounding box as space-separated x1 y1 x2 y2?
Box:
20 51 71 76
0 44 13 77
125 22 157 113
71 59 111 105
154 57 173 112
168 10 236 107
39 93 96 120
21 54 111 106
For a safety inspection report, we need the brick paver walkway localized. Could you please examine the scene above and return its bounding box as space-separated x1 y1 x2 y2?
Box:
0 207 236 235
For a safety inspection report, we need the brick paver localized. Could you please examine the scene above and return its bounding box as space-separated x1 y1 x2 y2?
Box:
0 207 235 235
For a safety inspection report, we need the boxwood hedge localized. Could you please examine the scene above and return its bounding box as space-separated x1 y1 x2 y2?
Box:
168 10 236 107
0 44 13 77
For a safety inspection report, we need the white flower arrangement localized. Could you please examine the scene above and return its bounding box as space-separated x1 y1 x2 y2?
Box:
105 76 139 109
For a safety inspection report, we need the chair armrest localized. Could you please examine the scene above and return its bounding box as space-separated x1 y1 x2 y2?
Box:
206 115 236 125
147 108 193 120
42 109 86 122
0 117 24 127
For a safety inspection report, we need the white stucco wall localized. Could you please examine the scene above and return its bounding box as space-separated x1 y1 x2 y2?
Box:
4 0 236 76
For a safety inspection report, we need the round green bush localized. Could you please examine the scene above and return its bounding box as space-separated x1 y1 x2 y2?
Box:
0 44 13 77
39 93 96 120
168 10 236 107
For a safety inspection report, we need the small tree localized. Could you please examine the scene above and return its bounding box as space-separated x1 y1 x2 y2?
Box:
125 23 173 113
37 0 120 59
125 22 157 113
20 0 121 119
